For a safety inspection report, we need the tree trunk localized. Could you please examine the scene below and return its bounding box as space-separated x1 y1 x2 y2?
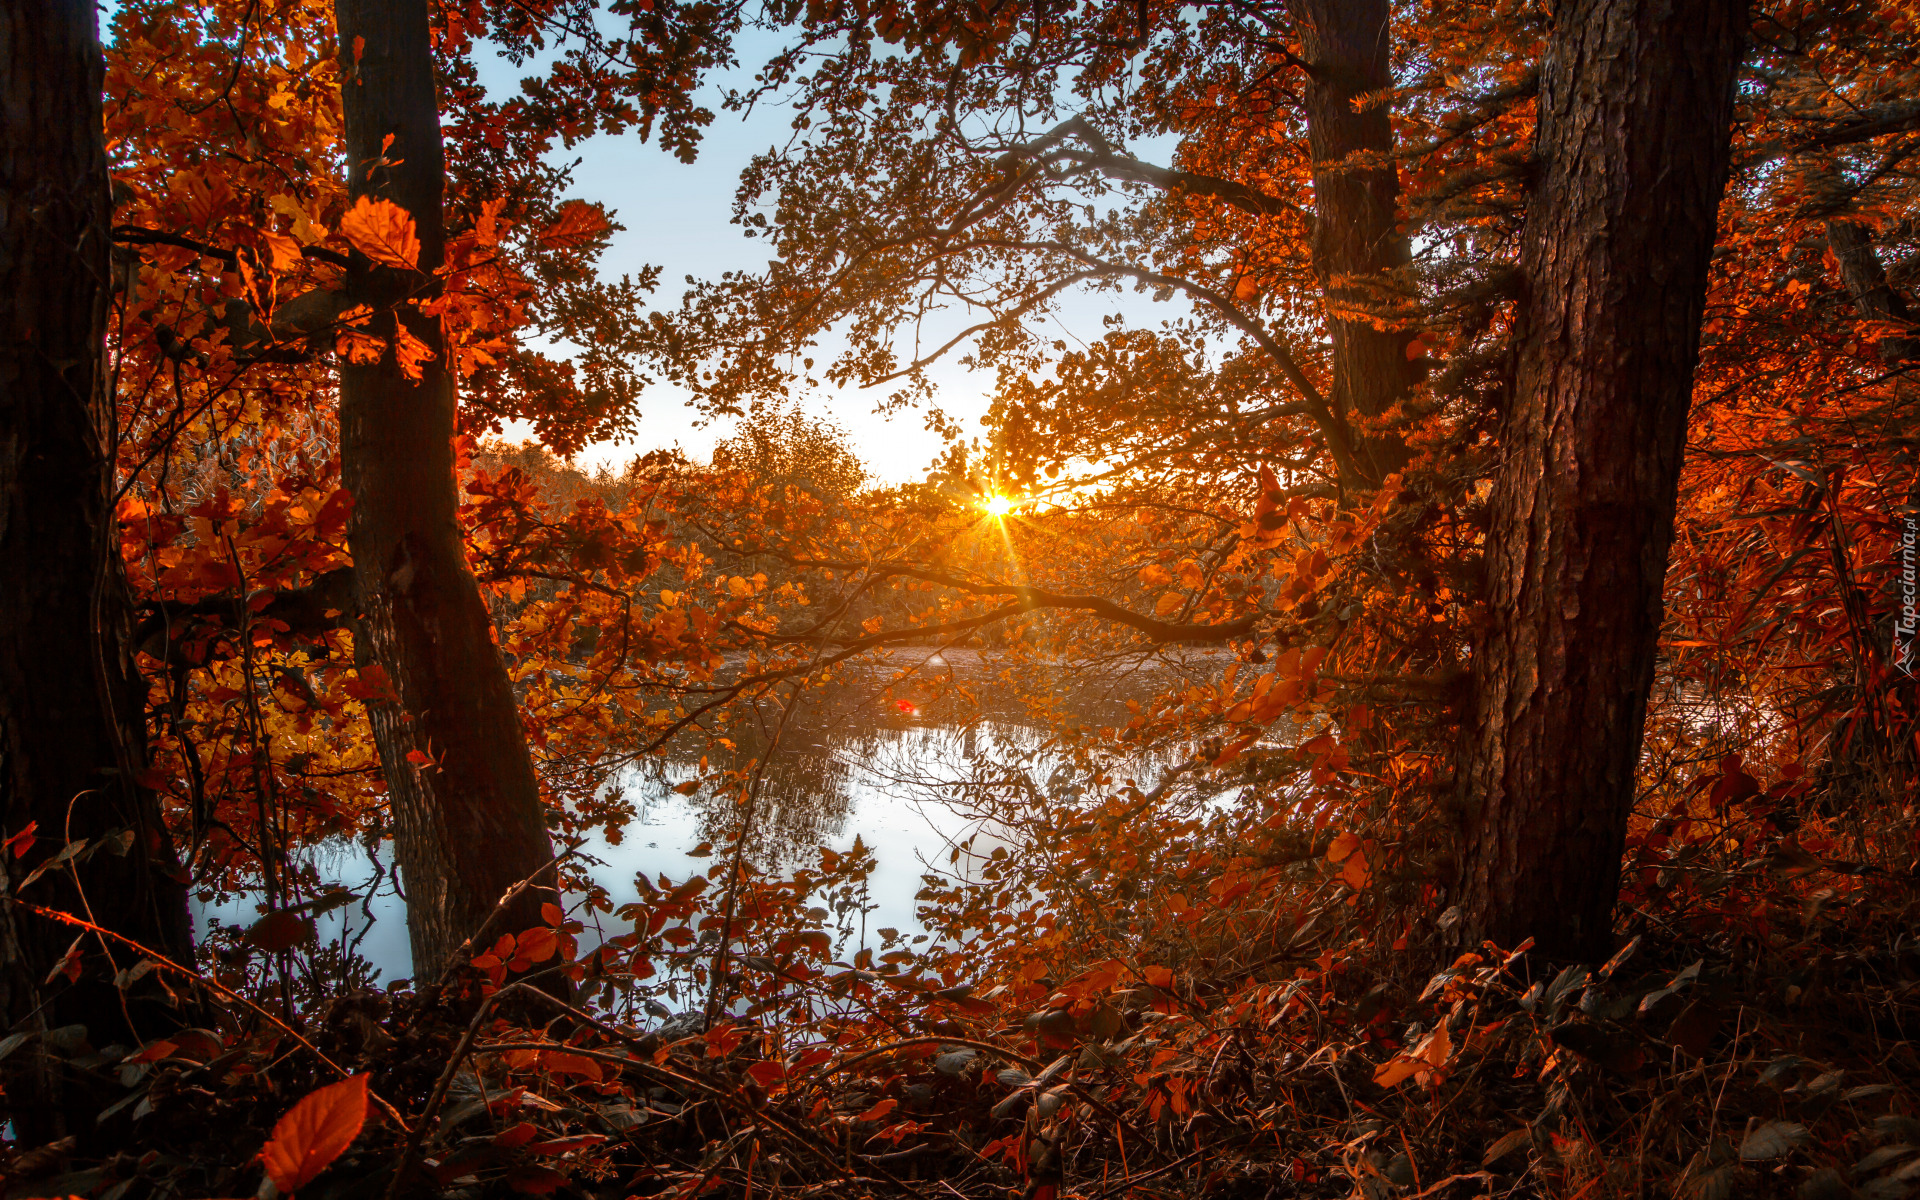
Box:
1461 0 1746 960
1299 0 1418 484
0 0 194 1137
333 0 562 979
1826 220 1919 365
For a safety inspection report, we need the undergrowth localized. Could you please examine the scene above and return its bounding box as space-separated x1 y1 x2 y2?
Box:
1 771 1916 1200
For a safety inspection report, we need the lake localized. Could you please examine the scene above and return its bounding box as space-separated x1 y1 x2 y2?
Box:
194 648 1213 984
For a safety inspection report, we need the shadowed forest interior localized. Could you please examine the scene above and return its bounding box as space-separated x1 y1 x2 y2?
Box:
1 0 1918 1196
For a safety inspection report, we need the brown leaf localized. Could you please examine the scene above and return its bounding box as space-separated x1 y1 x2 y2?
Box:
1483 1128 1531 1166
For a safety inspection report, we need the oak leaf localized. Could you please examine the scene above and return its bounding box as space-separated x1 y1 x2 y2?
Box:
340 196 421 270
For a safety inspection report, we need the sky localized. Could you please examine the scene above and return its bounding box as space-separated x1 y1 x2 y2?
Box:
480 32 1186 484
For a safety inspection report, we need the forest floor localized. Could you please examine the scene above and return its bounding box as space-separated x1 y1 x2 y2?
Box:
2 830 1915 1200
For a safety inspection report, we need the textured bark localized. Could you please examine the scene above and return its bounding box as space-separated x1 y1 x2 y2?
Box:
333 0 561 979
1299 0 1419 482
1826 220 1919 364
0 0 194 1137
1462 0 1747 960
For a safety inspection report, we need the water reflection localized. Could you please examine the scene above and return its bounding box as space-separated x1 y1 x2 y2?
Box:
195 649 1212 983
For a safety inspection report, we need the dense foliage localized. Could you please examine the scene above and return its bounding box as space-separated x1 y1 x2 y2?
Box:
1 0 1917 1196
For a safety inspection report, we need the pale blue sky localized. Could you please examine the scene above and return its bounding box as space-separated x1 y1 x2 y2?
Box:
483 32 1189 482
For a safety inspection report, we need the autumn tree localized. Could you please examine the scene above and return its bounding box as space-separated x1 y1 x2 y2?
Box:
647 0 1918 959
1459 0 1749 958
712 405 869 500
85 0 747 979
329 0 566 977
0 0 194 1125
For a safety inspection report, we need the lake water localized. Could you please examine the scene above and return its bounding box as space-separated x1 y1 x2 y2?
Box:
195 649 1209 984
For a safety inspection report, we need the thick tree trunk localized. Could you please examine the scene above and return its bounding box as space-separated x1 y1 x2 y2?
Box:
1461 0 1746 960
1299 0 1418 483
0 0 194 1136
333 0 561 979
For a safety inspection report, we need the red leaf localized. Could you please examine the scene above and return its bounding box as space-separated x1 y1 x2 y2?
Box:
5 821 37 858
515 926 559 964
261 1074 371 1195
854 1097 898 1123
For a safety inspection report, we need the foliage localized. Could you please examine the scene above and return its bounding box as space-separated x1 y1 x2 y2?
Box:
4 0 1919 1195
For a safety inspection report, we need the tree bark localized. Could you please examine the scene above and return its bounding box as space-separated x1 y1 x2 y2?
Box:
1462 0 1746 960
333 0 562 979
1826 220 1919 365
1298 0 1418 483
0 0 194 1136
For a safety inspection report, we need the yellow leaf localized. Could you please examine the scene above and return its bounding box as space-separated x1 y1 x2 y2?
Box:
269 193 325 243
340 196 420 270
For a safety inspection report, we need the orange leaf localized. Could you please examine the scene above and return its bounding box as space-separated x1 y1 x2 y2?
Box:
855 1097 898 1123
260 1074 370 1195
263 230 303 273
393 324 435 379
538 200 611 251
340 196 420 270
542 1051 602 1081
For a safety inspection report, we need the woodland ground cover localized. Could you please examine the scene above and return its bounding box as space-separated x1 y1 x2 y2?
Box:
1 0 1918 1196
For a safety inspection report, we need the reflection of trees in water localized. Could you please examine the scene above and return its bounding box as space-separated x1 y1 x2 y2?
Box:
610 647 1220 873
622 717 1059 870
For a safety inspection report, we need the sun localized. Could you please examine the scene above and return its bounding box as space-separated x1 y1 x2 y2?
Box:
983 493 1015 517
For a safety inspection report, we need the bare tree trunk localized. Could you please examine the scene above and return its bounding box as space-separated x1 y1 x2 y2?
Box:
0 0 194 1139
1299 0 1419 483
333 0 562 979
1462 0 1747 960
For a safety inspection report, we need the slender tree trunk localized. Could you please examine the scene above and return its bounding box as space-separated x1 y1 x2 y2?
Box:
333 0 561 979
1827 220 1919 365
1299 0 1418 483
1461 0 1746 960
0 0 194 1137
